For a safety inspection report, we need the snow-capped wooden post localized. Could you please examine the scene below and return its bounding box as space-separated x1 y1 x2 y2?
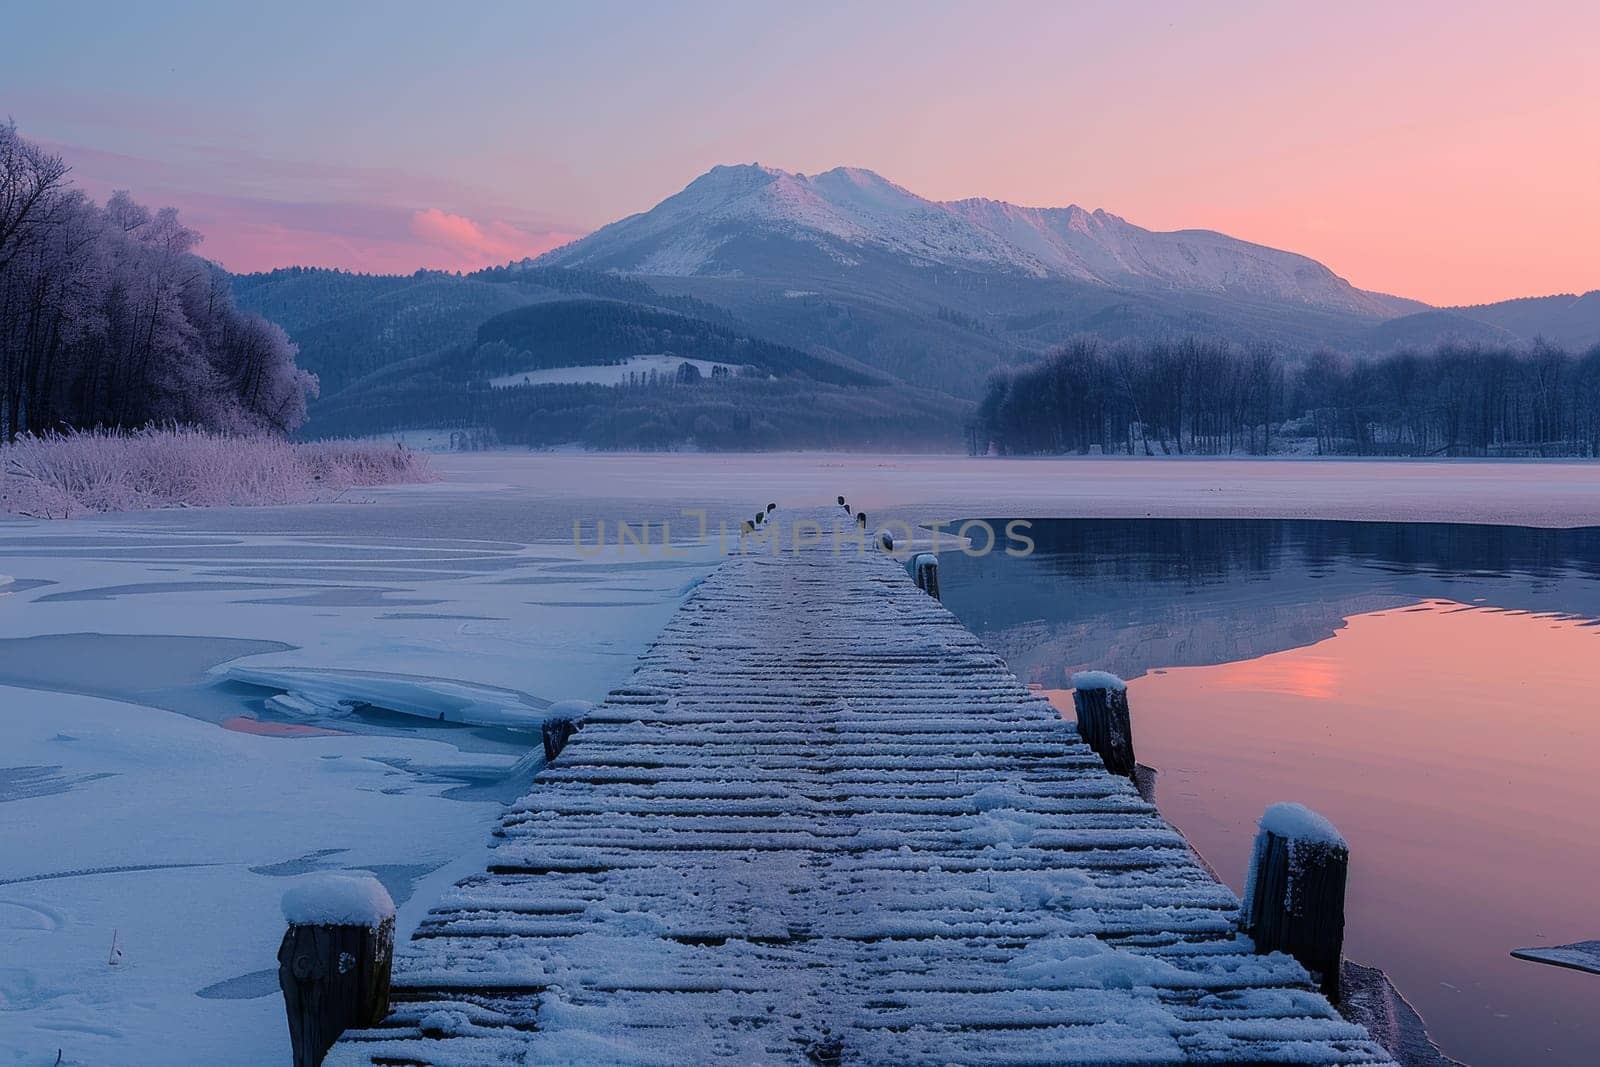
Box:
911 552 940 600
541 700 592 763
1243 803 1349 1001
542 718 579 762
278 874 396 1067
856 511 867 530
1070 671 1135 778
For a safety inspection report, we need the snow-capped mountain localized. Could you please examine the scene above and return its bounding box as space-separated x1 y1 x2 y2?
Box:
537 164 1416 318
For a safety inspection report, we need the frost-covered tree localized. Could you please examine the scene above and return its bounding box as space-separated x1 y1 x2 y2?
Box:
0 121 315 439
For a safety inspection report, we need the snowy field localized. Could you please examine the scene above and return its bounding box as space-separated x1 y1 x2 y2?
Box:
487 354 736 389
4 450 1599 1065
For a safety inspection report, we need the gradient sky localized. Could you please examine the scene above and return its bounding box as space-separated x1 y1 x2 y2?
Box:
6 0 1597 304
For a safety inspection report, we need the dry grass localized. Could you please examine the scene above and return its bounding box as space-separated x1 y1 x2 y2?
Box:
0 428 435 517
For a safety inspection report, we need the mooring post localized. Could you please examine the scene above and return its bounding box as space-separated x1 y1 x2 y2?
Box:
542 718 579 761
278 874 396 1067
911 552 940 599
541 700 591 763
1243 803 1349 1001
1069 671 1135 778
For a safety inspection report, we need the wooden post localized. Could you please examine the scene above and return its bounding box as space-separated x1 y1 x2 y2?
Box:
1070 672 1135 778
766 502 776 513
912 553 940 600
543 717 580 762
856 512 867 530
837 495 845 507
278 879 395 1067
1243 803 1349 1001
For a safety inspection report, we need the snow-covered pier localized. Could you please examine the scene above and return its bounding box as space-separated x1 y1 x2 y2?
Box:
326 515 1391 1065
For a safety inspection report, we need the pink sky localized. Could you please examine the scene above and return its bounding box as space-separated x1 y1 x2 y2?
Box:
8 1 1597 303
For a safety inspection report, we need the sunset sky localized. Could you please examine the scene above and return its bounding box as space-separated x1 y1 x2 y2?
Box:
6 0 1597 305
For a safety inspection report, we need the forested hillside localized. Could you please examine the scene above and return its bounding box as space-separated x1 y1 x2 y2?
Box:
232 271 529 394
314 373 966 451
231 260 924 448
304 295 918 449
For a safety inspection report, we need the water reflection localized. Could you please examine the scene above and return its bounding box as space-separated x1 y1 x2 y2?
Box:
939 520 1600 1067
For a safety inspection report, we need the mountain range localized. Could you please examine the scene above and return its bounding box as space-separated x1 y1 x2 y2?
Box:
232 163 1600 448
537 164 1418 320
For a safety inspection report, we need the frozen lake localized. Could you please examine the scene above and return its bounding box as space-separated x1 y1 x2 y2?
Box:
939 518 1600 1067
6 451 1600 1064
0 473 725 1065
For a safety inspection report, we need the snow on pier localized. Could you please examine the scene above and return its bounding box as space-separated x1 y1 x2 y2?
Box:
328 514 1391 1065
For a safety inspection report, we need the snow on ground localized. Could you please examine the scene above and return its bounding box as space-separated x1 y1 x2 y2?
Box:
487 354 735 389
0 475 725 1066
1510 941 1600 976
1 686 505 1066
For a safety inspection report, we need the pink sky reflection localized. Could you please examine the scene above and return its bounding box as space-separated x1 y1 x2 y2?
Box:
1062 600 1600 1064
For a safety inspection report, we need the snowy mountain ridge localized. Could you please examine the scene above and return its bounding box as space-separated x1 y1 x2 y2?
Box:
537 163 1416 318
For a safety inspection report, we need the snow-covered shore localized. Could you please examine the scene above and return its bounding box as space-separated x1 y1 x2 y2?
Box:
0 429 435 519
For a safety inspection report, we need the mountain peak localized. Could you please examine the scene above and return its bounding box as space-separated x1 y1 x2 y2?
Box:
540 164 1417 318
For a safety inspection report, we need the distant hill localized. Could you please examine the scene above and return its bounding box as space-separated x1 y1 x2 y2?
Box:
231 266 714 396
1359 291 1600 353
1360 309 1517 351
1448 291 1600 350
292 289 922 449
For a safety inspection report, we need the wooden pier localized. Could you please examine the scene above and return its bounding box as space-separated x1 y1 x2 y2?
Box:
326 513 1391 1065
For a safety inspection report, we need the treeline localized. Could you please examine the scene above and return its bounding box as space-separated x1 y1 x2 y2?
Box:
977 335 1600 457
0 123 313 439
312 373 966 451
978 336 1282 456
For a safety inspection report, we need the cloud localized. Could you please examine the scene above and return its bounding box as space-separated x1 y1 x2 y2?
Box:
409 208 569 264
33 136 585 274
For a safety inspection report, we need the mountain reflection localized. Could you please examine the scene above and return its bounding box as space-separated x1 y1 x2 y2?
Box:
939 518 1600 688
